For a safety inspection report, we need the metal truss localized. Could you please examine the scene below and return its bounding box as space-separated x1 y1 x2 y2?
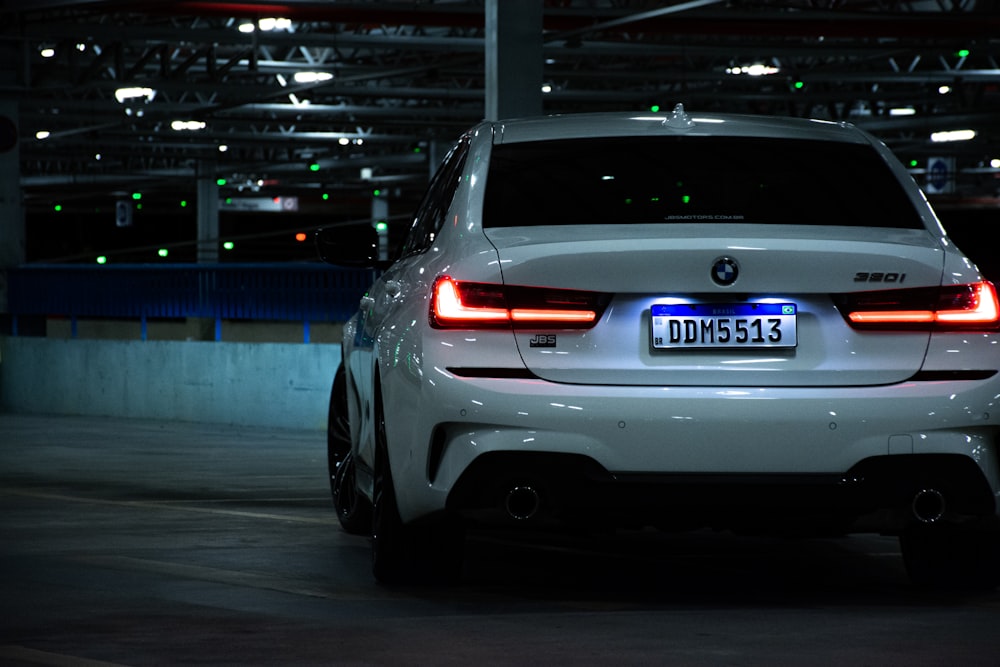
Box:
3 0 999 217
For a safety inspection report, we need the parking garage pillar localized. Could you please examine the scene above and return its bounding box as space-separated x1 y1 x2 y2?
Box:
197 166 219 264
0 101 23 271
194 166 220 340
485 0 543 121
0 82 25 333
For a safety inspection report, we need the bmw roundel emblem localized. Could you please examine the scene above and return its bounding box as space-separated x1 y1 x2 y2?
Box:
711 257 739 286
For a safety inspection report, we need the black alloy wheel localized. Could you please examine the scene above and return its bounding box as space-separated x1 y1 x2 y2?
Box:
333 450 371 534
328 363 371 533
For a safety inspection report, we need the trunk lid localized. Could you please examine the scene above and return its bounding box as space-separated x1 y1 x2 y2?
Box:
485 224 944 387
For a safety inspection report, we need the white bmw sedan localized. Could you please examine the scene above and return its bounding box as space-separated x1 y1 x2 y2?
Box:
317 106 1000 587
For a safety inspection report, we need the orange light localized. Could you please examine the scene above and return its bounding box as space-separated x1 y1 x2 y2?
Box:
295 232 307 242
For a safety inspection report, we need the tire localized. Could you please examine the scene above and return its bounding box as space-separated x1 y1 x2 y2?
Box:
371 390 464 585
327 363 372 534
326 364 350 474
900 524 1000 590
371 434 411 584
333 450 372 535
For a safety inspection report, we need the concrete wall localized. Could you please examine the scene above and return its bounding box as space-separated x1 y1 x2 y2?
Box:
0 336 340 430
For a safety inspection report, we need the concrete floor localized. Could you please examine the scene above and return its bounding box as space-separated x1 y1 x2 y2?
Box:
2 413 1000 666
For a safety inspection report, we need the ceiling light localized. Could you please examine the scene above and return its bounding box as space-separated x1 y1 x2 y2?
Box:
889 107 916 116
171 120 207 131
115 87 156 104
258 17 292 31
293 71 333 84
726 64 779 76
930 129 976 143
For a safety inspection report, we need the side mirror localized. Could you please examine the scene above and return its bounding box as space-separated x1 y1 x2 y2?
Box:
315 226 382 267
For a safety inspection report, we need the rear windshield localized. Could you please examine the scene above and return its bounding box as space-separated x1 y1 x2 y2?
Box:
483 136 923 229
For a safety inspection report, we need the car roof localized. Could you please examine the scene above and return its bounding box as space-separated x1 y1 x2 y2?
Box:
491 106 871 145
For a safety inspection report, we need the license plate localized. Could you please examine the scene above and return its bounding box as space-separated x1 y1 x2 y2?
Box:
651 303 797 349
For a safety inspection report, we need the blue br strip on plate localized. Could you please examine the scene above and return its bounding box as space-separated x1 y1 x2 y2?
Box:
651 303 796 317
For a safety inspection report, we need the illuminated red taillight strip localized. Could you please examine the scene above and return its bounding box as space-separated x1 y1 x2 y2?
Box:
433 277 509 324
510 308 596 323
842 281 1000 330
431 276 602 329
937 281 1000 324
848 310 936 324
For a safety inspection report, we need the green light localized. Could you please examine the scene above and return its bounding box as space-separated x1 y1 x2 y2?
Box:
180 200 188 207
96 256 107 264
682 195 691 204
132 192 142 200
322 193 330 200
909 159 919 168
136 203 142 210
225 197 232 204
794 81 804 89
624 198 632 205
373 188 382 197
216 178 227 186
650 105 660 112
54 204 62 212
309 162 320 171
412 146 422 153
223 241 235 250
158 248 169 258
957 49 970 58
650 196 660 202
375 221 388 232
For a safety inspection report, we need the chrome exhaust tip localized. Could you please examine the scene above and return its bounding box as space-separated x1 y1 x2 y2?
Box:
505 485 541 521
912 488 946 524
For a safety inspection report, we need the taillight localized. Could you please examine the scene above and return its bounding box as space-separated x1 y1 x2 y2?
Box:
430 276 606 329
838 281 1000 330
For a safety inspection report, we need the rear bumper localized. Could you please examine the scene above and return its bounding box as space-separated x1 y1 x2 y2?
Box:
384 371 1000 526
445 451 999 536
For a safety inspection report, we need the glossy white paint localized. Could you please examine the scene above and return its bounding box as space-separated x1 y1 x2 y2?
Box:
339 111 1000 527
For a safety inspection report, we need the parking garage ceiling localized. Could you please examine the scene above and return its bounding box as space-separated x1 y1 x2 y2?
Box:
3 0 1000 230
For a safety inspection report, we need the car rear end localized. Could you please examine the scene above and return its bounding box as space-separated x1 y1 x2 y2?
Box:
398 111 1000 586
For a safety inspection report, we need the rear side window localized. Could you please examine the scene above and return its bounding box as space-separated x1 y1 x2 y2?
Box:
483 136 923 229
398 135 471 258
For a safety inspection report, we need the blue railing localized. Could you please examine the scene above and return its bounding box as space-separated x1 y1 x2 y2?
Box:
6 263 375 342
